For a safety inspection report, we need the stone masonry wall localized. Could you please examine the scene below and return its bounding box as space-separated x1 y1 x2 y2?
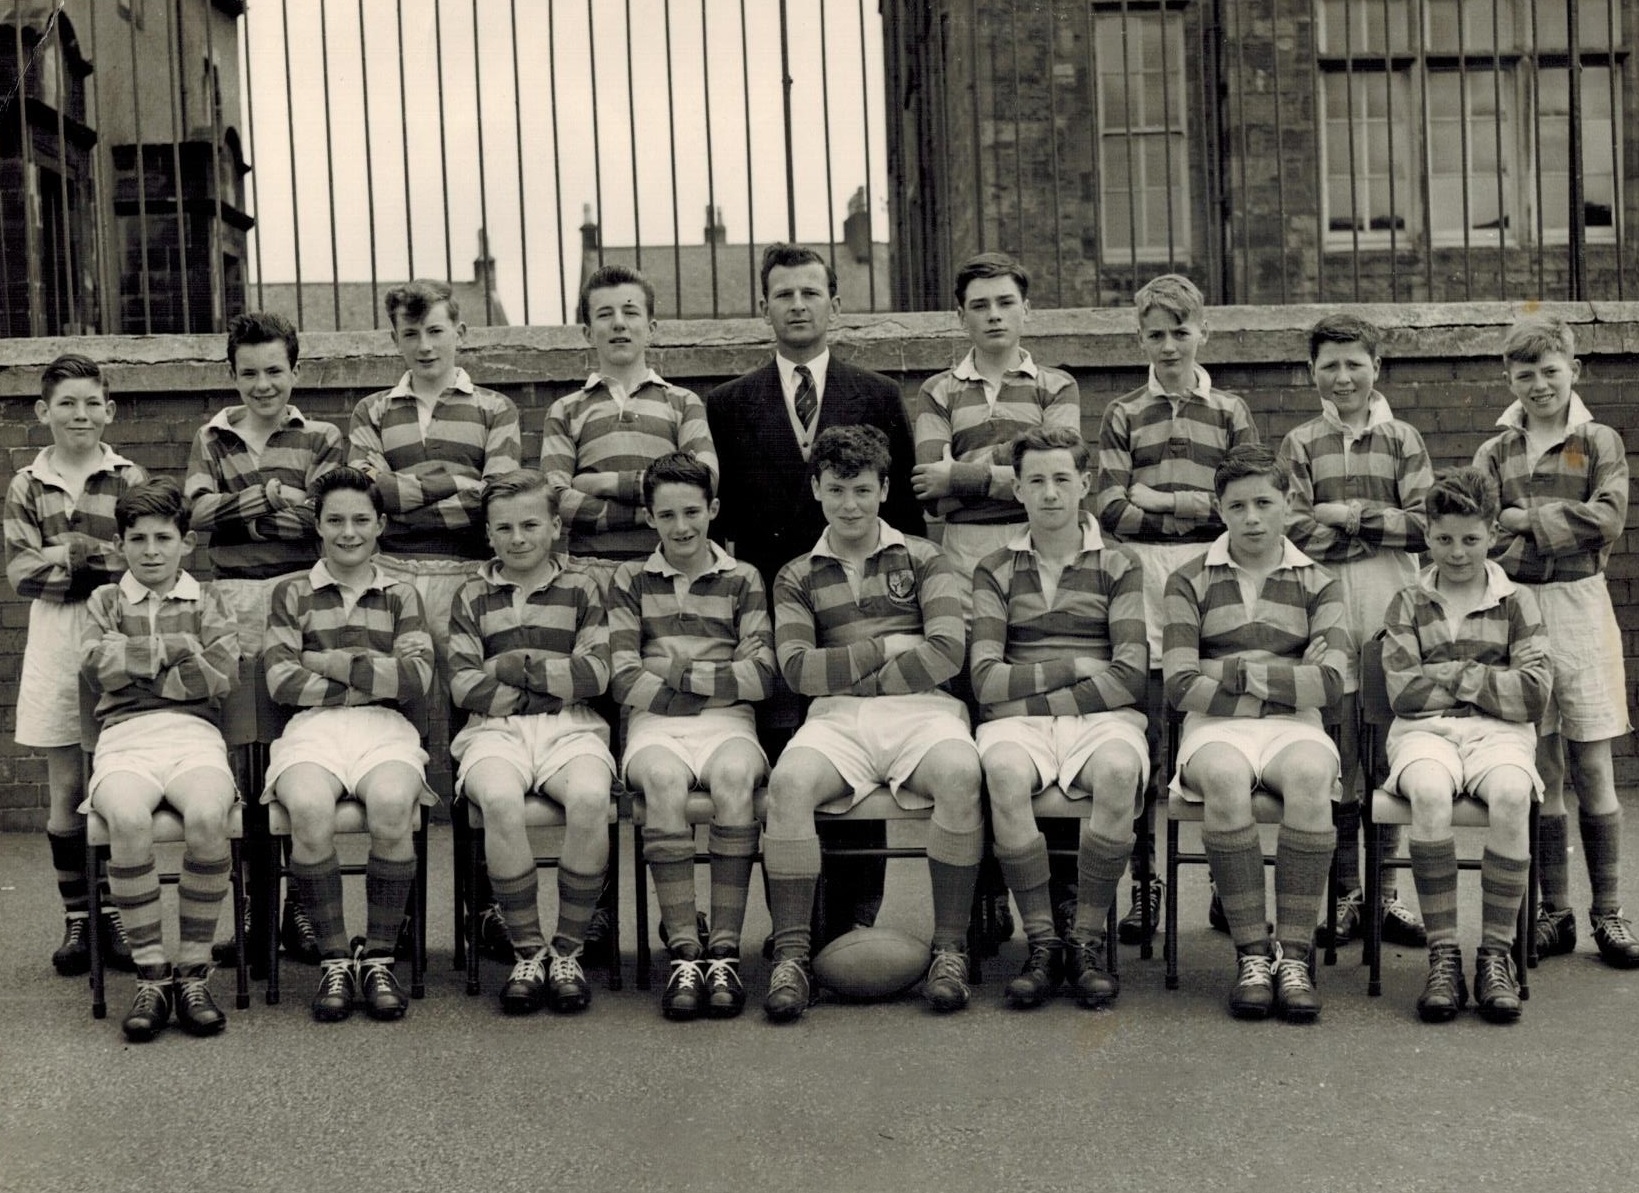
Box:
2 301 1637 826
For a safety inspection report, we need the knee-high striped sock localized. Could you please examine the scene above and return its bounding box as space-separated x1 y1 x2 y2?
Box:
1274 824 1337 957
1202 823 1268 950
1580 810 1623 915
491 865 545 953
553 865 607 952
1409 837 1459 947
176 849 231 968
106 855 165 969
364 854 417 955
1480 848 1530 952
926 821 983 953
644 829 700 956
1537 813 1570 909
995 833 1054 945
47 828 90 915
707 823 759 955
762 833 821 962
1071 828 1133 948
290 853 348 959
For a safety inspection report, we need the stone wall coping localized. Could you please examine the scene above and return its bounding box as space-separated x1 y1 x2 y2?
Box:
3 301 1635 395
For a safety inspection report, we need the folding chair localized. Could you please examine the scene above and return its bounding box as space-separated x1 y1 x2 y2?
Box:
79 684 249 1021
630 787 767 990
1163 710 1340 990
1356 636 1536 998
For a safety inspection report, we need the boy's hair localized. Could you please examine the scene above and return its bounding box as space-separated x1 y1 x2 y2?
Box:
116 477 187 536
955 251 1030 307
1501 314 1577 365
810 424 892 483
40 353 105 402
1424 465 1500 524
1011 425 1090 475
1307 312 1383 362
1134 273 1206 326
227 311 300 370
577 264 657 325
642 451 715 508
384 279 459 330
759 243 838 298
312 465 384 517
481 469 558 519
1213 443 1289 497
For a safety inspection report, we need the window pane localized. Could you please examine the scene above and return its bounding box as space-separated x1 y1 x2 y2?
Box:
1319 0 1413 54
1533 0 1620 49
1427 0 1517 52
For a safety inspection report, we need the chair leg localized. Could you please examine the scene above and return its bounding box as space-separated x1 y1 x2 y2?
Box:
1526 802 1540 971
634 824 652 992
1105 902 1119 980
1323 847 1338 968
451 801 468 970
230 838 250 1010
411 813 428 999
266 836 282 1006
965 879 985 985
242 792 272 982
605 820 623 991
466 822 483 997
1164 819 1181 991
1364 816 1383 997
87 834 106 1021
1137 783 1156 961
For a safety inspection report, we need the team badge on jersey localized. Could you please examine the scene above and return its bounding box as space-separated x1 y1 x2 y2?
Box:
885 568 917 604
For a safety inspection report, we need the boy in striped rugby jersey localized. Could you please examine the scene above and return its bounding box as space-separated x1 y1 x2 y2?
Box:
81 479 239 1042
610 452 775 1020
762 425 983 1022
971 427 1149 1010
1163 445 1347 1023
5 353 147 977
186 311 344 965
1097 274 1258 946
1279 314 1431 950
1474 315 1639 968
447 471 616 1016
263 468 435 1024
1381 467 1551 1023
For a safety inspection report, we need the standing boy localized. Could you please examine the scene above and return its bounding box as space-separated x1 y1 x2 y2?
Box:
1381 467 1551 1023
1474 315 1639 968
1278 313 1430 948
970 427 1149 1010
1163 445 1347 1023
81 479 240 1042
5 353 146 976
263 468 435 1023
445 470 616 1016
610 452 775 1020
1096 274 1258 940
762 425 982 1022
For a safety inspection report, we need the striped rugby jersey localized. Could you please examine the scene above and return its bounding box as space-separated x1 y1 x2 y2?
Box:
263 560 433 710
81 571 238 729
4 446 148 603
913 349 1081 524
1278 393 1432 561
609 542 775 716
184 405 345 579
447 556 609 719
539 371 719 560
347 368 522 559
1473 395 1628 584
1382 561 1550 723
1096 366 1258 544
969 518 1149 721
1163 534 1348 717
773 520 965 698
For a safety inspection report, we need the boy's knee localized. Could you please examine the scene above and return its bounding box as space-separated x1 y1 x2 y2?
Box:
1090 745 1144 801
920 744 981 796
560 785 610 831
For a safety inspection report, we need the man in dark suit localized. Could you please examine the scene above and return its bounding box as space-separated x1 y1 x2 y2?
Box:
708 244 924 942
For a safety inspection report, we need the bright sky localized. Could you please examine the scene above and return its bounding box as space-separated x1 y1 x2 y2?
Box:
240 0 888 324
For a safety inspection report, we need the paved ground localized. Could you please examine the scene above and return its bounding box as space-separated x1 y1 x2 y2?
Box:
3 806 1638 1193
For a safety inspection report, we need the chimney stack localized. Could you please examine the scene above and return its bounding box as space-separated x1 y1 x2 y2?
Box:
704 205 727 245
843 187 871 264
580 203 600 252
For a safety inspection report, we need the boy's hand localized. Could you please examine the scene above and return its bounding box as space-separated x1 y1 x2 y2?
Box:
910 447 955 501
572 472 622 498
1072 655 1106 679
264 478 290 509
402 459 454 479
1128 483 1173 513
1303 637 1330 665
1497 508 1531 533
880 633 923 659
1312 501 1354 527
1172 490 1213 520
1512 639 1550 669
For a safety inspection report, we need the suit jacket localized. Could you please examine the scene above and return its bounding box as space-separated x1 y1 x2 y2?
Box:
707 356 926 589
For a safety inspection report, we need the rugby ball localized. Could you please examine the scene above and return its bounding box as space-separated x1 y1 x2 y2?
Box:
813 926 931 1000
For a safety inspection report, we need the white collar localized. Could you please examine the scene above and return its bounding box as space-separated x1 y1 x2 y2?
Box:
1320 391 1395 434
1203 532 1316 571
385 366 475 400
22 444 137 486
118 569 202 604
205 404 309 437
1146 363 1214 401
1415 559 1517 612
582 368 669 399
1004 515 1104 557
641 540 737 578
309 559 389 592
810 518 906 562
952 347 1038 383
776 350 830 393
478 555 564 591
1495 393 1595 445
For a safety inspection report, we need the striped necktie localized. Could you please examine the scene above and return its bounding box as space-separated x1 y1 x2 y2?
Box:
794 364 817 428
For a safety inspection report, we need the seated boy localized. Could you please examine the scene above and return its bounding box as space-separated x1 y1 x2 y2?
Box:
1381 467 1551 1024
610 452 775 1021
1278 313 1431 948
1163 445 1346 1023
263 467 435 1024
971 427 1148 1010
763 425 982 1022
446 470 616 1016
80 479 239 1042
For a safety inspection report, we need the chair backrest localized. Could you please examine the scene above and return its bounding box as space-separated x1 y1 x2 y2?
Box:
1357 634 1393 729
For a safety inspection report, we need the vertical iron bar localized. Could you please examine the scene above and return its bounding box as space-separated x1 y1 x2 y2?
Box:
472 0 492 325
49 17 78 332
820 0 837 272
1456 0 1472 298
1417 0 1434 297
588 0 606 272
205 3 227 326
1158 0 1176 268
511 0 530 323
360 0 380 327
435 0 452 280
1233 0 1249 298
1531 0 1545 295
662 0 680 314
741 0 757 310
1607 0 1622 298
703 0 720 318
1343 0 1362 299
1009 0 1023 253
166 0 191 332
280 0 301 327
547 0 567 320
1491 0 1505 296
397 0 414 279
1568 0 1586 298
87 0 112 328
318 0 340 330
1045 0 1062 305
1273 0 1289 302
858 0 877 310
780 0 798 241
240 2 263 311
624 0 641 271
969 0 983 251
128 0 151 330
1383 0 1401 301
1119 1 1138 276
1085 3 1103 302
11 17 37 333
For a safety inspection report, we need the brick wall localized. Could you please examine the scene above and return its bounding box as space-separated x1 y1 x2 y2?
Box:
2 300 1636 826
